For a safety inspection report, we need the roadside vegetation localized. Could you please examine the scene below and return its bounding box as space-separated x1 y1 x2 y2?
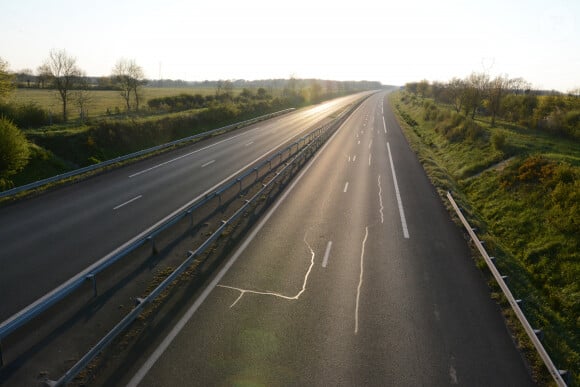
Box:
0 53 380 191
392 75 579 385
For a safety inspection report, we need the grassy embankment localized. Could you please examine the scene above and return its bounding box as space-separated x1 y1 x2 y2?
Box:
390 91 579 385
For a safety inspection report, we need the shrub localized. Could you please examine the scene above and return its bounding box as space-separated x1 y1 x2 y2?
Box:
423 103 439 121
0 117 30 179
0 102 49 128
16 102 47 128
491 132 506 151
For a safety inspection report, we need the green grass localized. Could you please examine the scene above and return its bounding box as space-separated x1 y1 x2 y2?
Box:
390 91 580 386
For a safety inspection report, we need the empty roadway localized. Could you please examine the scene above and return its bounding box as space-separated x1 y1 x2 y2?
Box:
118 92 532 386
0 93 366 321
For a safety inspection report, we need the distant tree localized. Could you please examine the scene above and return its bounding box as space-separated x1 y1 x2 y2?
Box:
256 87 268 99
42 49 82 122
510 77 531 95
0 57 15 101
36 64 52 89
417 79 430 98
465 72 490 119
16 68 34 88
404 82 419 94
97 76 114 90
446 77 467 113
520 92 538 126
284 75 299 97
112 59 145 112
488 75 510 126
239 88 254 100
310 80 322 102
430 81 446 103
215 80 224 97
0 117 30 184
73 72 92 122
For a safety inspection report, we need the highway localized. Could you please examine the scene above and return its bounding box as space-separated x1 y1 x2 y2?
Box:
115 92 532 386
0 93 366 321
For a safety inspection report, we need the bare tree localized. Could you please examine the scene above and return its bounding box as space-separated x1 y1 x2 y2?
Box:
488 75 510 126
446 77 466 113
43 49 82 122
73 72 92 123
465 72 490 119
112 59 145 112
510 77 531 95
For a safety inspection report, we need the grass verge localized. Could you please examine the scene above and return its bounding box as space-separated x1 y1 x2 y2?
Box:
390 91 579 386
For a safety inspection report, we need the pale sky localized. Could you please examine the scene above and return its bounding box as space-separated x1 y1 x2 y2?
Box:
1 0 579 91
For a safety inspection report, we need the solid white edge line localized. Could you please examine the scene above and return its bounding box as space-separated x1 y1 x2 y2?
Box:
321 241 333 268
387 142 410 239
113 195 142 210
126 101 358 387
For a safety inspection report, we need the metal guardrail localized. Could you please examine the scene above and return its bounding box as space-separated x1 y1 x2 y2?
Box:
0 108 295 199
446 191 568 387
44 97 365 386
0 97 364 382
0 123 317 345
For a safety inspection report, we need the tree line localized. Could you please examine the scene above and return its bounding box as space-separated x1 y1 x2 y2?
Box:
2 50 146 123
404 75 580 139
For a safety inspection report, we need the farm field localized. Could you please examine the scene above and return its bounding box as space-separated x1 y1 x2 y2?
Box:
9 87 231 121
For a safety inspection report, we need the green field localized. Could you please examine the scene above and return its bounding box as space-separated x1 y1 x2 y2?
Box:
391 91 579 385
9 87 231 121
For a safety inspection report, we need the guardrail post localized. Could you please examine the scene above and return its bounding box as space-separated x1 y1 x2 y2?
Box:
187 209 193 227
147 236 158 255
86 274 97 297
237 177 243 192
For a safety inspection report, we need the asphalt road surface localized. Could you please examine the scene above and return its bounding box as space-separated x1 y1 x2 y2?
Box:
0 93 366 321
121 92 533 386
